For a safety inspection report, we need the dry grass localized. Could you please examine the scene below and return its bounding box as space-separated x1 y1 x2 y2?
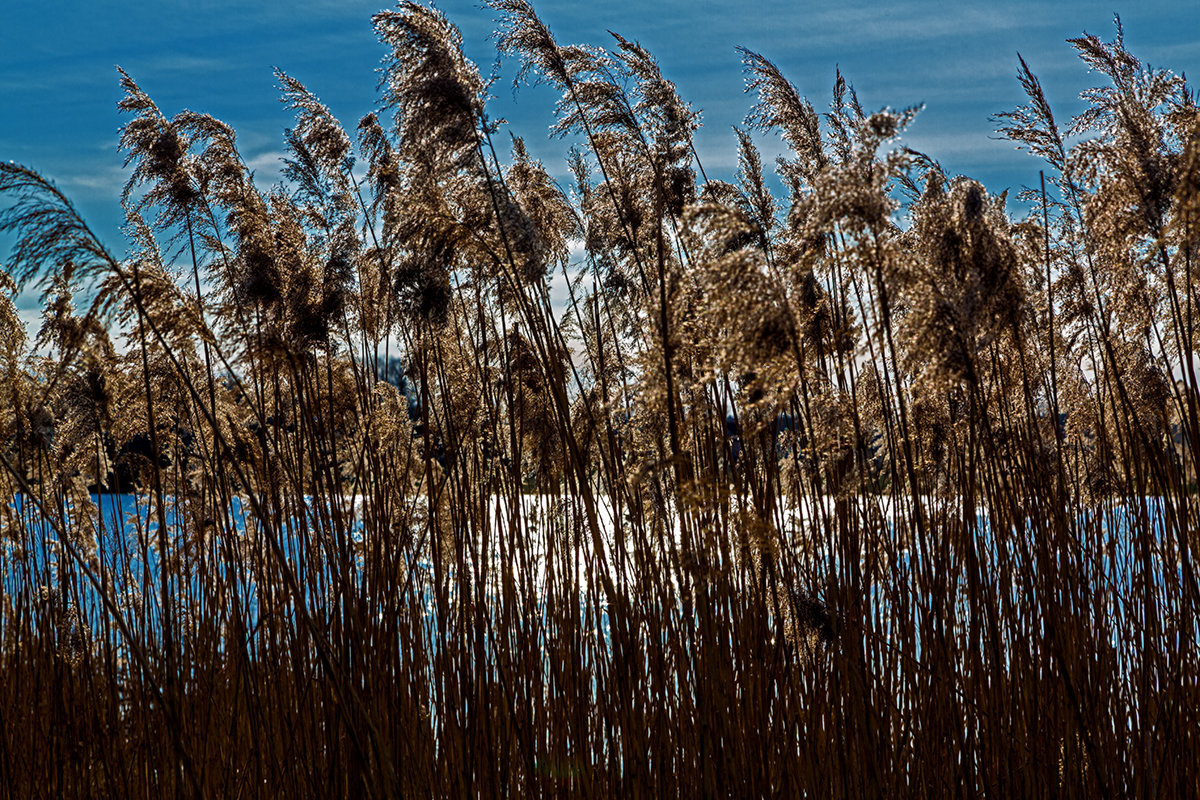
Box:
1 5 1198 797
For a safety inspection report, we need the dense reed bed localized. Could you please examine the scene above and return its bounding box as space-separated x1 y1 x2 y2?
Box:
1 3 1198 796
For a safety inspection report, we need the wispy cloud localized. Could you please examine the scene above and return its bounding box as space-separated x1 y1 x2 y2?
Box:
59 164 127 196
243 150 287 187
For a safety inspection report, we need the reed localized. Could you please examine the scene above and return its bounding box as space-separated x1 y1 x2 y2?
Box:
1 5 1197 796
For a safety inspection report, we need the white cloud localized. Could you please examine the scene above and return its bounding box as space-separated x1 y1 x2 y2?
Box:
243 150 288 187
59 164 127 195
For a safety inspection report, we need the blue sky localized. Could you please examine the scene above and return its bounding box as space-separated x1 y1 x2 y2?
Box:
2 0 1198 330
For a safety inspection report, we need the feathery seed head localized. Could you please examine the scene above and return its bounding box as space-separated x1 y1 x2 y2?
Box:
375 2 485 170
